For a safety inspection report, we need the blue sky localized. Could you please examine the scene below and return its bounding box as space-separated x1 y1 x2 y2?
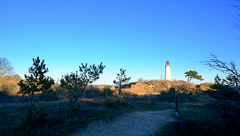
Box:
0 0 239 84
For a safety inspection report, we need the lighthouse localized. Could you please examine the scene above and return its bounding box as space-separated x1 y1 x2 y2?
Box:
165 61 171 80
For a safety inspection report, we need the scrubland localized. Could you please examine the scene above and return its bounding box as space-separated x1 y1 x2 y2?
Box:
0 78 239 136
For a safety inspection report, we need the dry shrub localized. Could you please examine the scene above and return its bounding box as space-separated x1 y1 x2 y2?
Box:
175 82 196 94
104 95 128 108
102 88 114 97
199 83 213 91
95 85 106 91
19 106 48 129
127 82 155 95
95 85 115 91
127 80 201 95
0 75 20 95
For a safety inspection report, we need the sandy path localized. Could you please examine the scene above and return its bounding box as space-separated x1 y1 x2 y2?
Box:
71 110 175 136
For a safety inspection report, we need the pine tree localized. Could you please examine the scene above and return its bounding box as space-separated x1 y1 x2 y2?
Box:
18 57 54 105
184 70 204 82
113 68 131 95
60 63 105 111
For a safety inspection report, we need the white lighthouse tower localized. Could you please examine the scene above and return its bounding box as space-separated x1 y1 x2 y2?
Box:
165 60 171 80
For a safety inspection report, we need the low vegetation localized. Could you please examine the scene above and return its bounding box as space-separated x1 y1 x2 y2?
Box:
0 55 240 136
0 78 211 136
126 80 209 95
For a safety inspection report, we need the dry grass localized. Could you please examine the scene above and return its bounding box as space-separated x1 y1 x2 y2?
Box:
125 80 212 95
0 75 21 95
0 99 128 136
199 83 213 91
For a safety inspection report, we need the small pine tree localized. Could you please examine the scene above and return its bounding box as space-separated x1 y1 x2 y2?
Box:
17 57 54 128
60 63 105 111
113 68 131 95
18 57 54 105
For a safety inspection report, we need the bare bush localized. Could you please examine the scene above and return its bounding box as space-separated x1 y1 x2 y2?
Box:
202 54 240 94
0 57 13 76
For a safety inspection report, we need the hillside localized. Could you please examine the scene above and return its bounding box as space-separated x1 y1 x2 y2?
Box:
125 80 212 95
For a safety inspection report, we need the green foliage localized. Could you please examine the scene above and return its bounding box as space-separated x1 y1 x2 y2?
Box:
60 63 105 90
60 63 105 111
214 74 223 85
210 85 239 100
225 74 240 88
117 95 128 105
104 95 128 108
208 75 240 100
113 68 131 95
78 63 105 86
18 57 54 100
214 74 240 89
184 70 204 82
104 97 117 107
60 71 83 90
102 87 114 98
60 71 83 110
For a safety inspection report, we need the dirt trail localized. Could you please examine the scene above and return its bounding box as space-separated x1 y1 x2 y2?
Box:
71 110 175 136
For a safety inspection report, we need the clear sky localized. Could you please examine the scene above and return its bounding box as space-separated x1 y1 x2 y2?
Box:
0 0 239 84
